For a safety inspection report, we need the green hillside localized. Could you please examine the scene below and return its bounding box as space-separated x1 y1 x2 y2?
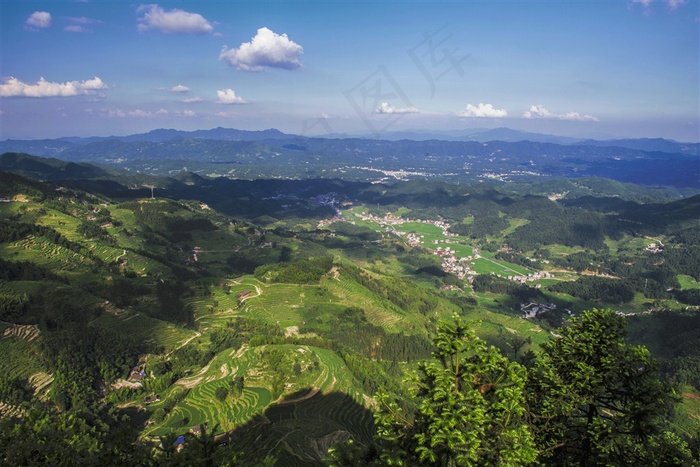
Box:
0 167 697 465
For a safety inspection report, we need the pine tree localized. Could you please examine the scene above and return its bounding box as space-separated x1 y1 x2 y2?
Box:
527 308 690 466
374 315 536 466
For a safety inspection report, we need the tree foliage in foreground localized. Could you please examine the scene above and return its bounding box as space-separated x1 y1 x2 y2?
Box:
370 315 537 466
330 310 695 466
527 308 692 466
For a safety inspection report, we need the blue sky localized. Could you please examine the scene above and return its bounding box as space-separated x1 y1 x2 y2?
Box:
1 1 698 141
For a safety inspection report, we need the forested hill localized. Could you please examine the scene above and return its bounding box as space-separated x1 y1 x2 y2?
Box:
2 127 698 188
0 163 698 465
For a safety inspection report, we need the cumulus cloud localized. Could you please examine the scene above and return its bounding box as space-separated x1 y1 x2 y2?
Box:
522 104 553 119
183 97 203 103
137 4 214 34
0 76 107 98
182 110 197 117
522 104 598 122
171 84 191 93
220 27 303 71
216 89 248 104
457 103 508 118
26 11 52 29
374 102 419 114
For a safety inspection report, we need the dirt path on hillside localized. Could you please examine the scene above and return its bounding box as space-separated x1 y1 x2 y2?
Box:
277 388 321 405
239 285 262 303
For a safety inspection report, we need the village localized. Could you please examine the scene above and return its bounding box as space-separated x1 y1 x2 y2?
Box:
331 209 555 287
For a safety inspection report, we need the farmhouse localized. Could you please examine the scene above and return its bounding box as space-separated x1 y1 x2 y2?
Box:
237 290 252 300
521 302 557 319
144 395 160 404
128 366 146 382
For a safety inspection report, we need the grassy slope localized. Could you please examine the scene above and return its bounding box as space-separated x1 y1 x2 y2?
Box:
5 177 695 458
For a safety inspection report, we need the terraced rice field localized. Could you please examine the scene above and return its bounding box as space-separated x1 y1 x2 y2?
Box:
310 347 364 400
238 283 310 327
89 244 127 264
149 347 269 436
223 370 374 466
36 210 84 242
0 401 25 419
0 237 94 271
29 372 54 396
121 252 174 277
148 345 368 438
163 384 272 434
90 311 195 353
0 323 45 379
188 277 264 329
322 275 405 330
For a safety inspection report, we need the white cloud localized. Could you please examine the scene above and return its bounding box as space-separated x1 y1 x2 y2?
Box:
216 89 248 104
129 108 168 117
522 104 598 122
220 27 303 71
522 104 553 119
183 97 203 103
374 102 419 114
26 11 52 29
560 111 599 122
137 4 214 34
64 25 89 33
171 84 191 93
106 109 127 118
0 76 107 98
457 103 508 118
104 108 193 118
64 16 102 33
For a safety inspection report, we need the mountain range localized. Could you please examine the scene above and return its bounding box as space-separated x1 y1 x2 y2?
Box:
1 127 698 189
2 126 698 154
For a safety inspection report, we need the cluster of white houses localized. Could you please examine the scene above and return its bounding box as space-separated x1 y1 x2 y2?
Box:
343 210 559 288
434 246 475 280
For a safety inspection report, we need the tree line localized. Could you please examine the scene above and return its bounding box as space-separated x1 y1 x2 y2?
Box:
330 309 698 466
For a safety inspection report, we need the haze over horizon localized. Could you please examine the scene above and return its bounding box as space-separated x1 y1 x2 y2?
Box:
1 1 699 142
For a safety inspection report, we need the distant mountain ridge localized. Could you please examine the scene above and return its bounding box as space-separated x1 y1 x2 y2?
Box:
2 126 698 155
55 127 291 144
575 137 700 156
362 127 585 145
1 127 698 189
